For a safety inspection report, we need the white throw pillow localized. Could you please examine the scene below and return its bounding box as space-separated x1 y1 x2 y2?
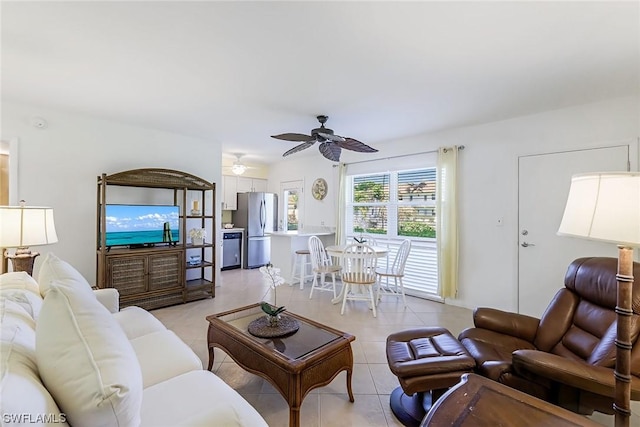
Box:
36 282 143 427
37 252 93 297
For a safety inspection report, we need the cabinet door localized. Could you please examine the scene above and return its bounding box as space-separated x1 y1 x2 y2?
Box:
252 178 267 192
222 175 238 210
148 252 183 291
236 176 253 193
107 255 147 296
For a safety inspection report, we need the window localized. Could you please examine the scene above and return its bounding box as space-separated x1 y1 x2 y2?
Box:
345 165 439 300
286 190 299 230
281 180 303 231
397 169 436 238
352 174 389 236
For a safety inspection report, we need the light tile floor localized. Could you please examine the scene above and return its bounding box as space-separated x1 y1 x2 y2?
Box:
151 268 624 427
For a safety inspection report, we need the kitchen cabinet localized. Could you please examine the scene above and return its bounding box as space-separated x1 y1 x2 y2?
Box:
222 175 238 210
222 176 268 210
237 177 267 193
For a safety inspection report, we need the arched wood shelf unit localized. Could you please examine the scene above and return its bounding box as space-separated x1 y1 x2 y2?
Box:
96 168 216 310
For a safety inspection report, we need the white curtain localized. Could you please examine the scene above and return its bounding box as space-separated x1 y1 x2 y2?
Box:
335 163 347 245
437 146 459 299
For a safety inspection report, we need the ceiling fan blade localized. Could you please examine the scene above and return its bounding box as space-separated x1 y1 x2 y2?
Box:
271 133 314 142
282 141 315 157
318 142 342 162
334 137 378 153
317 132 345 143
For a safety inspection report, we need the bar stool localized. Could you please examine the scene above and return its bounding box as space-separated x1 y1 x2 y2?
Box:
290 249 314 289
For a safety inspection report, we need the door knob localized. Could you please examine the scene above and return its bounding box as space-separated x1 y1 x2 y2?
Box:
521 242 536 247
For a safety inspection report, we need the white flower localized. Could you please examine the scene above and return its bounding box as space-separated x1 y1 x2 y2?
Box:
189 228 207 239
259 263 285 308
259 263 285 289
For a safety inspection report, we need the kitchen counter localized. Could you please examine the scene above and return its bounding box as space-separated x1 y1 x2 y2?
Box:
268 230 334 237
221 228 244 233
269 231 335 284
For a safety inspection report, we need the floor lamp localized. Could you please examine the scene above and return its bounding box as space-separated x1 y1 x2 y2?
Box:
558 172 640 427
0 202 58 275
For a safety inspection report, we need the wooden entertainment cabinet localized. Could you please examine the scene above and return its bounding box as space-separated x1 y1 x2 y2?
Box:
96 168 216 310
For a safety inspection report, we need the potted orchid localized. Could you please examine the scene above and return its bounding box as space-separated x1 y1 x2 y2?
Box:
354 217 368 244
259 262 286 326
189 228 207 246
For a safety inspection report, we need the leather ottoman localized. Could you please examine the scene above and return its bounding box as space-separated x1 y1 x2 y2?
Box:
386 327 475 427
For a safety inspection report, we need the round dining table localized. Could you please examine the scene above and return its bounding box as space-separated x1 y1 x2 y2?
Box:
324 244 389 304
325 244 389 258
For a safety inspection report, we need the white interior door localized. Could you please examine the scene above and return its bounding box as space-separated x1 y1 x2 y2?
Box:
518 145 630 317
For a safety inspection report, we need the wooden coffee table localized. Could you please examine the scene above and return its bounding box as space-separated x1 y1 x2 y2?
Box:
206 303 355 427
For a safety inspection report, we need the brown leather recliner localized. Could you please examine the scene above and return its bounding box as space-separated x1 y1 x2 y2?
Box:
458 257 640 415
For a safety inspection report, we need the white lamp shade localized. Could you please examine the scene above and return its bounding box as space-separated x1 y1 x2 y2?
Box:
0 206 58 248
558 172 640 247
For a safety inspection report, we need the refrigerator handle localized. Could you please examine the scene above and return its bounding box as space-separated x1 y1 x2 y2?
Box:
260 199 265 232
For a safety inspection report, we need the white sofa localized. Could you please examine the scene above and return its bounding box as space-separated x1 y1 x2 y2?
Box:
0 253 267 427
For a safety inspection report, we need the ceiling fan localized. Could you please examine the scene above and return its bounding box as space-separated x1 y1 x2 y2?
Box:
271 115 378 162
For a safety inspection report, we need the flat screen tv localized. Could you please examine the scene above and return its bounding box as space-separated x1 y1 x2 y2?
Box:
105 204 180 248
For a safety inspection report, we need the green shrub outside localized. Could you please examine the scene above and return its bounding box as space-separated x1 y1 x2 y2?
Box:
354 223 435 238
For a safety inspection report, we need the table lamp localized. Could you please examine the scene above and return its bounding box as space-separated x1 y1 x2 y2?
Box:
558 172 640 427
0 201 58 275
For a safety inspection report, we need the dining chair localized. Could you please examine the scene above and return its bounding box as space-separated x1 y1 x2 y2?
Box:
308 235 342 299
340 243 378 317
364 235 378 246
376 239 411 307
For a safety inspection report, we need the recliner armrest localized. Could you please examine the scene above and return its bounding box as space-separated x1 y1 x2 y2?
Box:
473 308 539 343
513 349 640 400
93 288 120 313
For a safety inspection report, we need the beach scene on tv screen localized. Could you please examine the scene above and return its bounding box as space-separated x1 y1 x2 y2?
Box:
105 205 180 246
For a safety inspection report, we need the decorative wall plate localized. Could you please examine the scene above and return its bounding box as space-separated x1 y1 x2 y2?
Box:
312 178 328 200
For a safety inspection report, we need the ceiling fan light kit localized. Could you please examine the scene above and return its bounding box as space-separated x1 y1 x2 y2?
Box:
271 115 379 162
231 162 247 175
230 154 248 175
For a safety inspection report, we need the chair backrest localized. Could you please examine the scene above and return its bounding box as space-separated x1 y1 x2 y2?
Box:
341 244 377 284
308 235 331 270
364 235 378 246
534 257 640 376
390 239 411 275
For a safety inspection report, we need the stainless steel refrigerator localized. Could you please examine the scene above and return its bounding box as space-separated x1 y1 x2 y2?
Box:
233 192 278 269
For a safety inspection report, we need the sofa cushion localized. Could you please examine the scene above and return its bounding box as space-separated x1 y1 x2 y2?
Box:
141 370 268 427
1 298 67 426
37 252 93 297
113 305 167 340
0 271 40 295
36 282 143 427
129 330 202 388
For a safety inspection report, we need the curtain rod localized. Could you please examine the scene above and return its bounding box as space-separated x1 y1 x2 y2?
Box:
333 145 465 167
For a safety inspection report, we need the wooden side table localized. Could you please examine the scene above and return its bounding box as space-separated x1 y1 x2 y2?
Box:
422 374 602 426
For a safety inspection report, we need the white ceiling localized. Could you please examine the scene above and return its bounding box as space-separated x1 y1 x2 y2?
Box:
3 1 639 164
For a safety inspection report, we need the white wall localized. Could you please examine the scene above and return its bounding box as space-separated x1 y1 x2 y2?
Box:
269 96 640 311
267 154 337 231
2 102 222 282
